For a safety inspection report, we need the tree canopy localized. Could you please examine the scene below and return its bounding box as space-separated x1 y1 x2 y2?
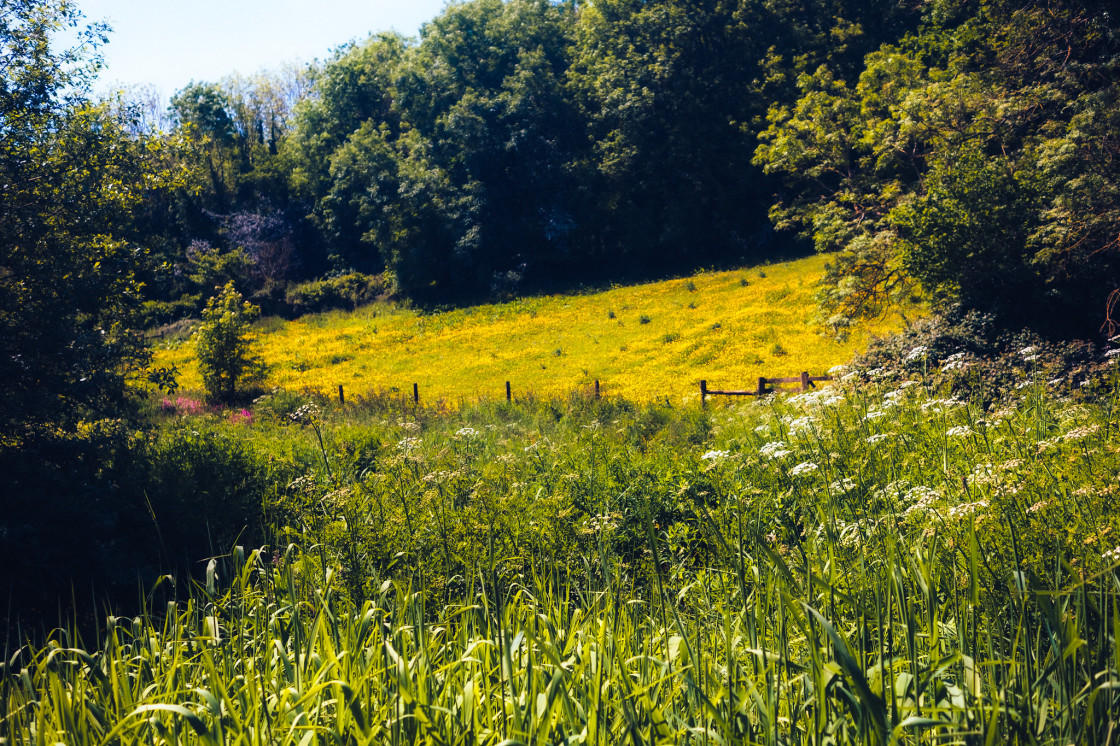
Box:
754 0 1120 336
15 0 1114 343
0 0 174 442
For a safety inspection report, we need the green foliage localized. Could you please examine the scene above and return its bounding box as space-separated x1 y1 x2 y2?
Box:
8 371 1120 741
0 1 179 443
194 282 266 403
282 271 386 316
142 426 284 571
755 0 1120 336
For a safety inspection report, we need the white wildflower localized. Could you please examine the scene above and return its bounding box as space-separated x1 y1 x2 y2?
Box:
1106 349 1120 358
456 427 479 438
947 500 988 520
787 416 814 435
790 461 819 477
828 364 849 375
397 437 421 453
760 441 792 459
830 478 857 493
921 397 964 412
1064 424 1100 441
941 356 972 373
1104 546 1120 564
865 410 887 420
946 425 974 438
701 450 730 461
288 402 321 423
865 433 894 445
904 345 929 363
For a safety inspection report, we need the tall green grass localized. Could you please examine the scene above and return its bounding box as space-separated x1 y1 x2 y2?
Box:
4 366 1120 743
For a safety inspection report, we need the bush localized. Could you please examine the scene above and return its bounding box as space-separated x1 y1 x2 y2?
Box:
195 282 267 403
848 307 1113 404
283 272 386 317
142 427 286 573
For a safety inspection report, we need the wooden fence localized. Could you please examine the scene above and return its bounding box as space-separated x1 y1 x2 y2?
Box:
699 372 832 407
333 375 830 408
336 379 601 405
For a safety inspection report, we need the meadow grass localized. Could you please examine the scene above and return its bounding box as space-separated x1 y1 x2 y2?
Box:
5 361 1120 743
152 254 907 403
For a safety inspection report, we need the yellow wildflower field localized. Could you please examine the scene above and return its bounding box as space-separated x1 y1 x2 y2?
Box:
154 254 910 403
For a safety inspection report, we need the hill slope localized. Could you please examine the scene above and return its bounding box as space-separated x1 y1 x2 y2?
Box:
155 255 909 402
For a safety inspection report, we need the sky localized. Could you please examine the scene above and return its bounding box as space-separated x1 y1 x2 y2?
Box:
77 0 449 97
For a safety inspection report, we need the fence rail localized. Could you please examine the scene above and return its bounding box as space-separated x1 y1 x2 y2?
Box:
700 372 832 406
333 375 828 408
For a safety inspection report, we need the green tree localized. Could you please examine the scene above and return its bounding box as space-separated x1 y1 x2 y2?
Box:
195 282 266 403
754 0 1120 336
0 0 172 441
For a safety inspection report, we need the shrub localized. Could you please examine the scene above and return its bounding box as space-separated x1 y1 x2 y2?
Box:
283 272 386 317
142 426 285 574
195 282 267 404
849 306 1113 404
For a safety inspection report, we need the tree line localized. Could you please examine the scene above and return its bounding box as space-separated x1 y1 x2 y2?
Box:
127 0 1119 340
132 0 922 314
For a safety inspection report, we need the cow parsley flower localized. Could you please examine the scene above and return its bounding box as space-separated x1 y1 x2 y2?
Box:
903 345 929 363
760 441 791 459
790 461 818 477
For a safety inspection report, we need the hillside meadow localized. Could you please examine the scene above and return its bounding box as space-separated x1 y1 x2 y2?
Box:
154 254 907 403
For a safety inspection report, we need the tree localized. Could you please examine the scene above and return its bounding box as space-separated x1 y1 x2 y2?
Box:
195 282 266 403
0 0 168 441
754 0 1120 337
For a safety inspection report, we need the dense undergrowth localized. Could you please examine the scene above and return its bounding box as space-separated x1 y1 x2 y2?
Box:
4 351 1120 742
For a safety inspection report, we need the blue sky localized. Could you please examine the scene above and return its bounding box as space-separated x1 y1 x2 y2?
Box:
79 0 449 96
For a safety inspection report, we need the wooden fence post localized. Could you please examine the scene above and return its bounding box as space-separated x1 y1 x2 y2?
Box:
338 384 345 405
595 380 600 400
700 380 708 408
413 382 419 404
800 371 810 391
757 377 767 397
506 381 511 402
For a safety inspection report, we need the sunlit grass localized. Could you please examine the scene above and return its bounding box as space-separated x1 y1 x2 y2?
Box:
153 255 908 402
6 372 1120 743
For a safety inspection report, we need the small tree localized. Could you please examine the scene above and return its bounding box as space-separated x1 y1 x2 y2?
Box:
195 282 266 403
